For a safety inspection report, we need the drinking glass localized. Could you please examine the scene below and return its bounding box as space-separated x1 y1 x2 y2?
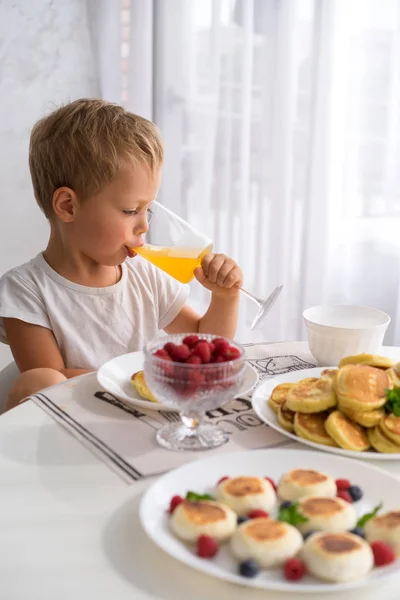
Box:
134 201 282 329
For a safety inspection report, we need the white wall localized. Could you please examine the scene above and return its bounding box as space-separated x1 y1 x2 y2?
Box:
0 0 99 369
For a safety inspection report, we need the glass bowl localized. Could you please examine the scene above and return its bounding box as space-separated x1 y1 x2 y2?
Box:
144 333 246 451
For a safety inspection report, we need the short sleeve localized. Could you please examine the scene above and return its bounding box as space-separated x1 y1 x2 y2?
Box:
0 271 51 344
154 268 190 330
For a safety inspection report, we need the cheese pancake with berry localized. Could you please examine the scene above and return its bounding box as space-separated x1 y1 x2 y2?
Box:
231 518 303 568
297 497 357 535
215 476 276 516
277 469 336 502
302 532 373 582
170 500 236 542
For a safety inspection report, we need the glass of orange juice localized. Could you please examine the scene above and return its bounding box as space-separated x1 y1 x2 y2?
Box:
134 202 213 284
133 201 282 329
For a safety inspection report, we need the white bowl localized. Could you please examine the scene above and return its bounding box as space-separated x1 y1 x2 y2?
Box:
303 304 390 366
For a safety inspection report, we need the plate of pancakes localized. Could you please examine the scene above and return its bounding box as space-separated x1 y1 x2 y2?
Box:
252 353 400 460
139 448 400 593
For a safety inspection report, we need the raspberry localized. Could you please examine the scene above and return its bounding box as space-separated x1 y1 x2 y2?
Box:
208 342 216 355
170 344 191 362
248 509 269 519
181 383 201 397
185 355 202 365
182 335 200 349
215 356 226 363
217 476 229 485
168 495 184 514
284 558 306 581
335 478 351 491
187 370 205 386
213 338 230 353
153 348 171 360
181 364 204 381
192 341 211 363
162 368 175 379
337 490 352 503
371 541 396 566
172 367 205 396
164 342 178 356
159 359 174 378
221 346 241 361
197 534 219 558
264 477 277 491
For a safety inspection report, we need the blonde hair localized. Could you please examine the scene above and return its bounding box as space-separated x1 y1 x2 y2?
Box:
29 98 164 218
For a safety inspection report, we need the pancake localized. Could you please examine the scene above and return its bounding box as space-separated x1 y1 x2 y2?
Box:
169 500 237 542
277 401 295 432
230 518 303 568
339 405 385 428
277 469 336 502
335 364 389 412
286 377 337 413
268 383 295 414
301 532 373 582
215 476 276 516
365 511 400 555
325 411 370 451
368 425 400 454
338 353 395 370
298 377 319 384
131 371 158 403
387 364 400 389
380 414 400 445
320 369 338 382
294 412 337 447
297 497 357 534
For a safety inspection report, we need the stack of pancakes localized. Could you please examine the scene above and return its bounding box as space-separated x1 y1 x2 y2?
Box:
268 353 400 454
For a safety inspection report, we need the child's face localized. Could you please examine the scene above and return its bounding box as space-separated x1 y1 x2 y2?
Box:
70 164 161 266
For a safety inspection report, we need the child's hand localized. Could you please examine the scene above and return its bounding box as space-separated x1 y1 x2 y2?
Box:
194 254 243 298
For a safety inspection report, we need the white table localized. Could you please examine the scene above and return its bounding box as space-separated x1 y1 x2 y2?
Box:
1 346 400 600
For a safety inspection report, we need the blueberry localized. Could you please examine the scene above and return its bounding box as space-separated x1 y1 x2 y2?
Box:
303 529 317 540
348 485 363 502
239 559 260 578
237 516 249 525
350 527 365 539
280 501 292 509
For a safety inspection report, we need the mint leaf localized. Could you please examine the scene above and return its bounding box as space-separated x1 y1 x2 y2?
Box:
356 503 383 528
278 503 308 526
186 491 215 501
385 388 400 416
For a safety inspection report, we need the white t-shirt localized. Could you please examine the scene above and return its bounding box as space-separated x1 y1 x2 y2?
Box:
0 254 189 370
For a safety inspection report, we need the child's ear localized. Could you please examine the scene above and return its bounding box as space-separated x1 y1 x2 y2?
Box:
52 187 78 222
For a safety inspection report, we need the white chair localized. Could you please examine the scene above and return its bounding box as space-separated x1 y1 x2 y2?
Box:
0 361 19 413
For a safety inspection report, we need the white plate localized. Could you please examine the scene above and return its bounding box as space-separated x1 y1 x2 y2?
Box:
252 367 400 461
139 448 400 593
97 351 258 412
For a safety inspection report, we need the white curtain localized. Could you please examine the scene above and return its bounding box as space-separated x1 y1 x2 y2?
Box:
91 0 400 345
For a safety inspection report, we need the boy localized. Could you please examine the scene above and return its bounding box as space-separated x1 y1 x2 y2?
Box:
0 99 242 410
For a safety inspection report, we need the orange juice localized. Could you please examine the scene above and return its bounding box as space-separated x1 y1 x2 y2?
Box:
134 244 209 283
